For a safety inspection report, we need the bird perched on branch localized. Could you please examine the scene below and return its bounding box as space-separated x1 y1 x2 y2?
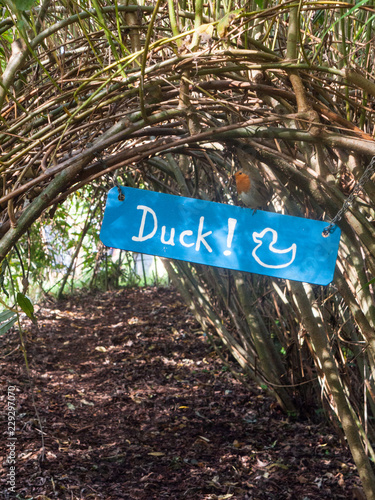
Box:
234 149 272 212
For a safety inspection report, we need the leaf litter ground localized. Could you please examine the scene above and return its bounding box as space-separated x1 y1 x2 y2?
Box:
0 287 362 499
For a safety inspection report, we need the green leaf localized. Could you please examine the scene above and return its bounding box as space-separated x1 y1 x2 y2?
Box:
16 292 37 323
217 9 243 38
0 315 17 336
13 0 37 11
360 277 375 290
0 310 17 322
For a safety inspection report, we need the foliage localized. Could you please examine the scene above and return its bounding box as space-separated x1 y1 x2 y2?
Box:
16 291 37 322
0 309 17 335
0 186 163 300
1 1 375 496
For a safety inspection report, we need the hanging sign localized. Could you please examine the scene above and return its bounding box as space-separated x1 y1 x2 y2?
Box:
100 187 341 285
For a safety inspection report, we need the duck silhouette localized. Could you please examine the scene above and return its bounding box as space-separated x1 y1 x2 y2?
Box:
252 228 297 269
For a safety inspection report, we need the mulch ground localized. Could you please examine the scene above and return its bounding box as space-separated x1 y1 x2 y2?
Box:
0 287 363 499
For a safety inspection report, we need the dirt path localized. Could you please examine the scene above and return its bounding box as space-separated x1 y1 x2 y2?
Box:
0 287 361 499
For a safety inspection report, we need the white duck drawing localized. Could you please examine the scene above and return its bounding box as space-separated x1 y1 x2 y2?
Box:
252 228 297 269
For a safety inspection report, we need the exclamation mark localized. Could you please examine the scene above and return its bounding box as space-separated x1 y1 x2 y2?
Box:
224 218 237 256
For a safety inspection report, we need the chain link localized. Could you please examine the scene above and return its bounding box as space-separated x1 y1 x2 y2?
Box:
112 169 125 201
93 151 125 201
323 156 375 236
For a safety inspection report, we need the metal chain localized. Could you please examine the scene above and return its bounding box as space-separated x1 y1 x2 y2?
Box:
323 156 375 235
112 169 125 201
93 151 125 201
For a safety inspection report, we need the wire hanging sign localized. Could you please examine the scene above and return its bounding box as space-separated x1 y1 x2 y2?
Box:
323 156 375 235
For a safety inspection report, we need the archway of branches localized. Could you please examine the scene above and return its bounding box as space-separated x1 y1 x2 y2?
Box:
1 2 375 497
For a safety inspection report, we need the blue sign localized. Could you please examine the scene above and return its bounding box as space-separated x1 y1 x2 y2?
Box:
100 187 341 285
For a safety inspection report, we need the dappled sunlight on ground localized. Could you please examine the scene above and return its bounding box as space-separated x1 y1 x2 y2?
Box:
0 287 361 499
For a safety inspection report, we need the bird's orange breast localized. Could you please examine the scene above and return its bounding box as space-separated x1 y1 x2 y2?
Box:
235 171 251 194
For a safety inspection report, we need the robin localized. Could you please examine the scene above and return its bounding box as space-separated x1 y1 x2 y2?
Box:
235 170 271 211
234 147 272 212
